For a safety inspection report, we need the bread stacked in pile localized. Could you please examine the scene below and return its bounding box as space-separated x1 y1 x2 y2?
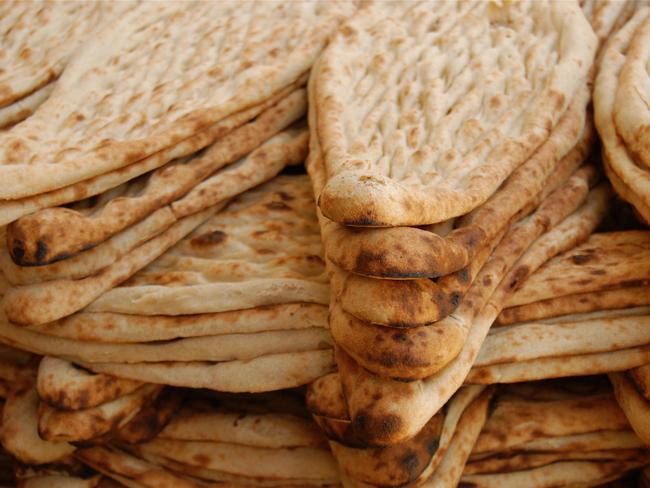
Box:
0 1 648 487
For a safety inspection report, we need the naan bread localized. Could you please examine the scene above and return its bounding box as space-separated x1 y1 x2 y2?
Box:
0 1 356 199
504 231 650 309
0 382 74 465
6 93 307 266
594 6 650 223
83 175 328 316
37 384 162 443
323 86 592 279
0 79 302 227
0 2 130 115
37 356 142 411
609 372 650 445
315 1 595 226
310 178 610 444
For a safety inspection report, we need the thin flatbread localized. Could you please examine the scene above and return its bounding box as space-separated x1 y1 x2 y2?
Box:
5 92 307 266
80 350 336 393
594 7 650 222
609 372 650 445
0 1 356 199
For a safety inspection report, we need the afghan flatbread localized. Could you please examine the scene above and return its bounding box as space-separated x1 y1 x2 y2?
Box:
5 92 307 266
594 6 650 223
0 1 356 199
0 78 303 227
609 372 650 445
83 175 328 316
36 356 143 411
504 230 650 309
3 206 217 325
80 350 335 393
315 1 595 226
38 384 162 443
323 86 592 279
318 178 610 444
0 383 75 464
0 2 129 110
29 303 328 344
467 345 650 384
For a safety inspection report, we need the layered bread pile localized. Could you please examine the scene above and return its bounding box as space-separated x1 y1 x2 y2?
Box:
462 378 650 487
595 5 650 224
0 175 335 392
0 1 648 487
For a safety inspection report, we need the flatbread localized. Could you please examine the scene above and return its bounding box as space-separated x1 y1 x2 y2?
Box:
315 1 595 226
2 207 177 285
467 345 650 384
460 460 643 488
0 82 54 129
497 284 650 325
107 388 183 445
136 438 338 482
609 372 650 445
322 86 592 279
464 449 650 477
594 6 650 223
472 392 629 455
37 356 143 411
83 175 328 316
0 318 332 364
29 303 329 344
0 383 75 464
0 2 126 108
38 384 162 442
475 309 650 368
328 386 488 487
332 177 610 382
3 206 217 325
505 231 650 308
80 350 336 393
76 446 210 488
0 1 356 199
0 78 303 227
158 408 325 449
333 222 506 327
6 92 307 265
419 389 493 488
580 0 637 47
136 450 339 488
613 14 650 168
318 178 610 444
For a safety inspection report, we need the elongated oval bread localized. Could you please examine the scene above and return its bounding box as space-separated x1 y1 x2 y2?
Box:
315 0 596 226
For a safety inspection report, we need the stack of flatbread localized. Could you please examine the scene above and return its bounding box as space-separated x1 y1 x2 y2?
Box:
0 2 133 130
75 388 340 488
594 5 650 224
461 378 650 487
0 0 648 486
610 365 650 447
310 384 493 488
0 352 339 488
0 355 171 466
306 0 601 462
0 0 357 327
469 230 650 384
0 174 335 392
